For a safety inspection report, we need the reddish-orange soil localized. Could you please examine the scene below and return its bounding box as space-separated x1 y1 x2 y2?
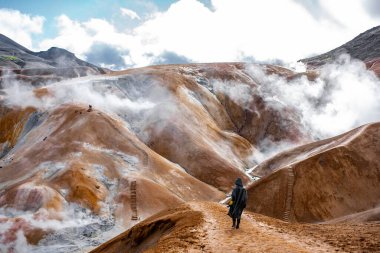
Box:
90 202 380 253
248 123 380 223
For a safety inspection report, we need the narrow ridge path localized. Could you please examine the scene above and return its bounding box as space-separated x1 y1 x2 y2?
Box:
190 202 336 253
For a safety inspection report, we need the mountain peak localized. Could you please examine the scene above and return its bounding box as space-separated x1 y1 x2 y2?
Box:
40 47 75 58
0 33 33 53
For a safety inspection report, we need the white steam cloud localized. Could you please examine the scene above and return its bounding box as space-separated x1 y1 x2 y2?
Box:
212 80 254 110
250 139 298 165
1 76 156 114
206 56 380 163
247 55 380 139
0 203 115 253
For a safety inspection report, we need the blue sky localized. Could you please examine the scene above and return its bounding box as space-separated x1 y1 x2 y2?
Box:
0 0 178 37
0 0 177 21
0 0 378 69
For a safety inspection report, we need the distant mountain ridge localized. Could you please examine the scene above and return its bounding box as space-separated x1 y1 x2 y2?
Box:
0 34 109 84
300 25 380 67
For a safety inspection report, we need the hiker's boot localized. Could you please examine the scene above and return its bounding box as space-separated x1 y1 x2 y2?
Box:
236 219 240 229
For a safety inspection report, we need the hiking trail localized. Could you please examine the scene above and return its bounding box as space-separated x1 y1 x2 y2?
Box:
190 202 336 253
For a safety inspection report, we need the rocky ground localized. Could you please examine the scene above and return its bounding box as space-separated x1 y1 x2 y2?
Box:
90 201 380 253
300 25 380 67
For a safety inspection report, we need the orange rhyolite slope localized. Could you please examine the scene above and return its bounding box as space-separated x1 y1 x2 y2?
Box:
247 123 380 223
0 62 312 250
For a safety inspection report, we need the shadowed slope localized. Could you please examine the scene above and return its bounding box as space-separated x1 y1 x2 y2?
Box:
247 123 380 222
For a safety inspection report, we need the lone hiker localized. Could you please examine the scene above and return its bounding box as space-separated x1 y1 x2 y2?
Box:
228 178 248 229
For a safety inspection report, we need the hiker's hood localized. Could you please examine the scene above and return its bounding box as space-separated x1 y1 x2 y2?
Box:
235 178 243 187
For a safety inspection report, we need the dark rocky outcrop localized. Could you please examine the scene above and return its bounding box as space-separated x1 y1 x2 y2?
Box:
300 26 380 67
0 34 109 85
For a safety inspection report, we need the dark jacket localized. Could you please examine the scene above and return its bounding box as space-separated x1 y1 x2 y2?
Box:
228 178 248 219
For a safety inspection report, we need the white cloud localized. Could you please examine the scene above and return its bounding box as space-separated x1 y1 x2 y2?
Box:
39 15 133 60
121 7 141 20
2 76 156 112
247 55 380 138
0 9 44 49
37 0 379 68
133 0 378 63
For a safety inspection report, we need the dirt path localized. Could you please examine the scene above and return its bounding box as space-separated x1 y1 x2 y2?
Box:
90 201 380 253
191 202 336 253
